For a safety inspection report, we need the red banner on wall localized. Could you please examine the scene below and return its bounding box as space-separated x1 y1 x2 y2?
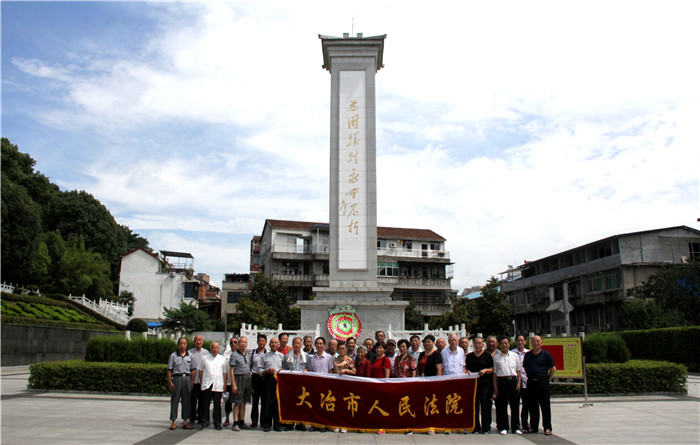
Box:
276 371 478 433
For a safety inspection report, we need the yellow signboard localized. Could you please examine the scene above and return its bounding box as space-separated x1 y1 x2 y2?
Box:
539 337 583 379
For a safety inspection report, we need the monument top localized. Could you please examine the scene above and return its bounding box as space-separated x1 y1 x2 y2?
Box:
319 33 386 72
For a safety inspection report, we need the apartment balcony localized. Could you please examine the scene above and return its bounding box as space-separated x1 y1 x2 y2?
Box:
268 243 329 260
378 276 452 289
377 248 450 262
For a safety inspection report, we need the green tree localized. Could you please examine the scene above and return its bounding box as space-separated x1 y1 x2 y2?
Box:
404 299 426 330
473 277 513 337
623 262 700 329
118 290 135 317
1 138 149 293
55 236 113 298
160 301 214 335
229 273 300 331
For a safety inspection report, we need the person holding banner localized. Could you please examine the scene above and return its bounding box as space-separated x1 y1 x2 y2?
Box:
249 334 267 428
309 337 333 374
465 336 494 434
283 337 308 372
418 335 443 377
260 337 284 432
369 343 391 378
394 339 417 378
493 336 523 435
333 343 356 375
355 346 372 377
523 335 555 436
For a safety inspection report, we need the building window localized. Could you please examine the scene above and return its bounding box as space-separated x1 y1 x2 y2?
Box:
690 243 700 261
586 275 603 293
377 262 399 277
227 291 243 303
603 270 621 290
184 282 198 299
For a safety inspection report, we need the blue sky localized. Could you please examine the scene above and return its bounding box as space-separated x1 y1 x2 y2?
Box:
2 1 699 292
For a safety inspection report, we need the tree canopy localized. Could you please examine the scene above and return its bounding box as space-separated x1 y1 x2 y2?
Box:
228 273 300 331
160 301 214 334
1 138 149 296
623 262 700 329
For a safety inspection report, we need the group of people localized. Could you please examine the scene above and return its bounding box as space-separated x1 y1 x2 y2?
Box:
167 331 555 435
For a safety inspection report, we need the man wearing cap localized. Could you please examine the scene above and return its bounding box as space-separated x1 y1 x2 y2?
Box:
167 337 193 430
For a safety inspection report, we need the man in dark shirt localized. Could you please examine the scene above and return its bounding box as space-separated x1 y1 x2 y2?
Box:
523 335 556 435
465 337 495 434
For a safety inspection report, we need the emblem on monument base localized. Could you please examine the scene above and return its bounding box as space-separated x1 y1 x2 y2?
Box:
327 305 362 341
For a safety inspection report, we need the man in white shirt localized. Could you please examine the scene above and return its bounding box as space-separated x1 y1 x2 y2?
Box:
197 342 228 430
512 335 530 432
260 338 285 432
493 337 522 435
409 335 423 363
441 333 466 375
188 335 210 426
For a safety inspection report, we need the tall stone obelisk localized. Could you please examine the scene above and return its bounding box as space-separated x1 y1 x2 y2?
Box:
297 33 408 339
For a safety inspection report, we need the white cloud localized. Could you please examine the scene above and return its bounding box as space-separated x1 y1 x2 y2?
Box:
7 1 700 291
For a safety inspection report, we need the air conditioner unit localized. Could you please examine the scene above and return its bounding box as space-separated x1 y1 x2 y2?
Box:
389 242 397 248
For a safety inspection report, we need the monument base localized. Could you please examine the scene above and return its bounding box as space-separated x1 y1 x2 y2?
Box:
298 287 408 340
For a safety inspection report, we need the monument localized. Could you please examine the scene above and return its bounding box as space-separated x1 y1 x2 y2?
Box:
297 33 408 340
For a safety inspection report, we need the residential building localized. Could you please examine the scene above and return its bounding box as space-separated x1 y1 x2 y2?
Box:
257 219 455 316
220 273 250 320
193 273 222 319
500 225 700 335
118 248 197 322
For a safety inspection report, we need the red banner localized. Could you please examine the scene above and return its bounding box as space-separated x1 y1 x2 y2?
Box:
276 371 478 433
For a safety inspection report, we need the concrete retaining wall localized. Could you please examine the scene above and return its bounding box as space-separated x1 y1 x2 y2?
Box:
1 324 121 366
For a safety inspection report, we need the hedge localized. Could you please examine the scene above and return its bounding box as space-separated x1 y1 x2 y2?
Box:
618 326 700 372
29 359 686 396
582 332 631 363
550 360 687 395
29 361 168 394
85 336 214 364
1 292 121 330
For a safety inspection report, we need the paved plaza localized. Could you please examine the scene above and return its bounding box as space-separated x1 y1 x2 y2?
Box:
1 366 698 445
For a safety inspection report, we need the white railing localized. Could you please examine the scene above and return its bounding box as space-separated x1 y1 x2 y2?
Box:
236 323 469 344
1 282 15 294
387 323 469 342
238 323 320 343
377 248 449 259
69 294 131 326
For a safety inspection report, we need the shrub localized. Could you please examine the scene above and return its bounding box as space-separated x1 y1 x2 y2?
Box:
618 326 700 372
126 318 149 333
550 360 687 395
0 292 122 330
29 361 168 394
583 333 630 363
86 336 177 364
